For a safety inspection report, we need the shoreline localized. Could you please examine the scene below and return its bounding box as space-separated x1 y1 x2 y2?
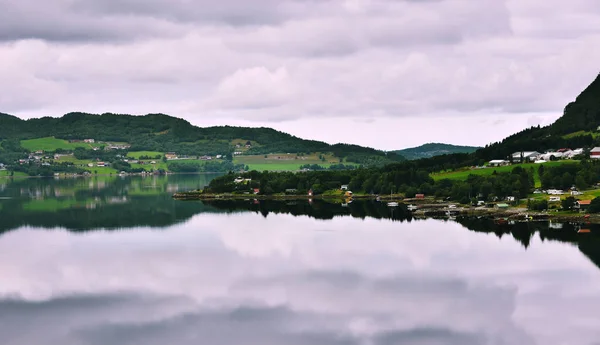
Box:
173 192 600 223
0 171 226 179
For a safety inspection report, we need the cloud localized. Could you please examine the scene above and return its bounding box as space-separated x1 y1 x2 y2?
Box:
1 0 600 147
2 216 600 343
207 67 295 111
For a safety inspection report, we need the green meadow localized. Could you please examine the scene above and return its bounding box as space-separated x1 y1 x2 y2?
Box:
127 151 164 159
234 153 341 171
21 137 91 151
431 160 579 188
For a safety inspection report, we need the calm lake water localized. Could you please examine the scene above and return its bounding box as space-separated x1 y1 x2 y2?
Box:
1 174 600 345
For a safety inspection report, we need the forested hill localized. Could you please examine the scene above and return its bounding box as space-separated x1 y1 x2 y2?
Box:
0 112 404 164
393 143 480 160
398 72 600 172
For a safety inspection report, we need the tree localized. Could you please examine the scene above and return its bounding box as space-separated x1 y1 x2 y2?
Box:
589 197 600 213
561 196 576 210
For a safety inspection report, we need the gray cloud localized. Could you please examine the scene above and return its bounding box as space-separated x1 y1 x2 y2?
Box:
1 0 600 147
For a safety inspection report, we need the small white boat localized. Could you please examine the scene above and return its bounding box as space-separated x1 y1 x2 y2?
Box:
387 201 399 207
407 204 418 211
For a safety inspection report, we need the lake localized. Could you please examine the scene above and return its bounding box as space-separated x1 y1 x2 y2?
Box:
1 174 600 345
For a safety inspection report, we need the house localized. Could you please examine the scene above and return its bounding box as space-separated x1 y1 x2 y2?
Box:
35 150 44 154
496 203 509 209
506 196 515 202
96 162 106 167
88 163 94 167
511 151 540 162
234 177 244 183
308 189 313 196
165 152 178 160
84 139 95 143
540 152 563 161
415 194 425 199
549 196 561 202
216 155 222 159
345 191 353 197
253 188 260 194
547 189 564 195
575 200 592 210
565 148 583 159
591 147 600 159
488 160 509 167
571 190 583 196
285 189 297 194
341 185 349 191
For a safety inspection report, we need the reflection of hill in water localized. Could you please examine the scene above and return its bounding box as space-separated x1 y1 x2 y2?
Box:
0 174 223 232
3 177 600 274
208 201 600 272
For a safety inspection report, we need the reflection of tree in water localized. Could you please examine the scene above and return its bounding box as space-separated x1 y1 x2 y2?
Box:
0 174 222 233
204 199 415 222
455 216 600 272
3 175 600 274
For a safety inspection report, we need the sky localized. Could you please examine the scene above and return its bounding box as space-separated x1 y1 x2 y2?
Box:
2 0 600 150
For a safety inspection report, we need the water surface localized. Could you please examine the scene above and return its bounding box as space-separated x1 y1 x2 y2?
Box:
1 175 599 345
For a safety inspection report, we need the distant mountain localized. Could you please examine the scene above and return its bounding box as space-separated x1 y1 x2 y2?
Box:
0 112 404 166
392 143 481 160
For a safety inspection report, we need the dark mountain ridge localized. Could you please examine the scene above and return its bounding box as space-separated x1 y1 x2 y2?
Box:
393 143 481 160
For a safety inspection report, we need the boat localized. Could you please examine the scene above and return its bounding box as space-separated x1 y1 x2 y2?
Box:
407 204 418 211
387 189 398 207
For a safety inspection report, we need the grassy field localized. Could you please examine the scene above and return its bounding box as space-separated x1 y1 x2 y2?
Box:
0 170 28 177
234 153 342 171
84 166 119 175
21 137 92 151
431 160 579 188
127 151 164 159
562 130 600 139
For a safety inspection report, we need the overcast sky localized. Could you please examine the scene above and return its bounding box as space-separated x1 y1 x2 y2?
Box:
2 0 600 150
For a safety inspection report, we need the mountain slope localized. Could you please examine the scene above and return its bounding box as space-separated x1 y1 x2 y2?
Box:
393 143 480 160
0 112 404 165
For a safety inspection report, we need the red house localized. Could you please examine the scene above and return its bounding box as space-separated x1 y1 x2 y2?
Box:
253 188 260 194
415 194 425 199
591 147 600 159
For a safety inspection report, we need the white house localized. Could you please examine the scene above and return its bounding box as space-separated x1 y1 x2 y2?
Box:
511 151 540 162
540 152 564 161
565 148 583 159
488 160 508 167
549 196 561 202
341 185 349 191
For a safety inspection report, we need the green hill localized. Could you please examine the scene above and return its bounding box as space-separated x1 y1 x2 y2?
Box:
0 112 404 167
393 143 480 160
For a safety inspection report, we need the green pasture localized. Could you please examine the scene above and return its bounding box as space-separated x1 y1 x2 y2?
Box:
431 160 579 188
0 170 28 177
21 137 91 151
127 151 164 159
